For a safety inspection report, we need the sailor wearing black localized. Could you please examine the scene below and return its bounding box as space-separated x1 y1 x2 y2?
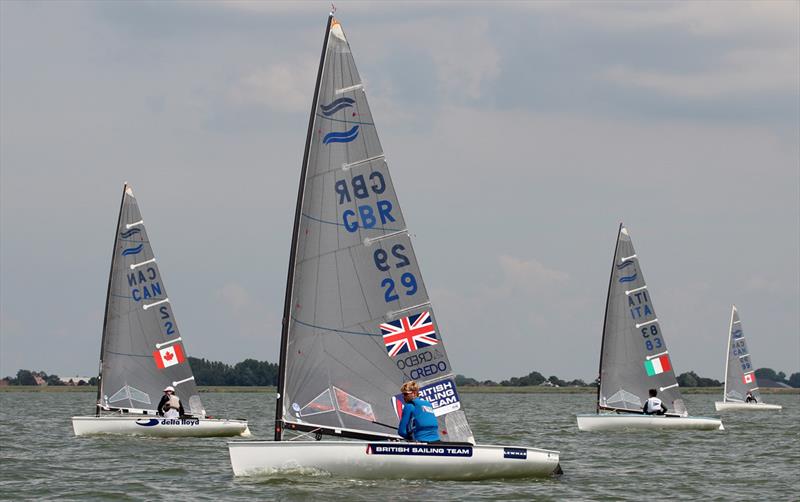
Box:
642 388 668 415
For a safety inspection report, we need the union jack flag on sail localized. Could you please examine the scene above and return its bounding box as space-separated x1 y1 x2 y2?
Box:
379 311 438 357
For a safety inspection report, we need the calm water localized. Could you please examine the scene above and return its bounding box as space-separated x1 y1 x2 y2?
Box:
1 391 798 501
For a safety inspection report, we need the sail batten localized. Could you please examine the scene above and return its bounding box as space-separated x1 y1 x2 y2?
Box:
276 16 474 444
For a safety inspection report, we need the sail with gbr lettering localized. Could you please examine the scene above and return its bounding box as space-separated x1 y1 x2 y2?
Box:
596 224 687 416
96 184 204 416
274 16 473 443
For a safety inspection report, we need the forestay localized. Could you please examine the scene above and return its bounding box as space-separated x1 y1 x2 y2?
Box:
277 18 473 443
597 225 687 416
723 306 760 403
97 184 203 416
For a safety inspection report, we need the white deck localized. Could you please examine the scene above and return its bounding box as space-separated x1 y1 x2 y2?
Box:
227 440 561 480
576 413 724 431
72 415 250 437
714 401 782 411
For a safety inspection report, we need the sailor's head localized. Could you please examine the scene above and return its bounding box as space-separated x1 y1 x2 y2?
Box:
649 388 658 397
400 381 419 403
163 386 175 394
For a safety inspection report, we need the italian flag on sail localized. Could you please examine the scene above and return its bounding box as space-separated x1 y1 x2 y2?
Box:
153 344 185 369
644 354 671 376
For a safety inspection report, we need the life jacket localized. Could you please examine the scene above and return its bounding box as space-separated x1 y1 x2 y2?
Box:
167 395 180 410
645 397 662 413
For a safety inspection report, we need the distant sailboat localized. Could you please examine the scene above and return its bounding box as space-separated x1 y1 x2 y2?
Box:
72 184 250 437
227 14 561 479
714 306 782 411
576 224 723 431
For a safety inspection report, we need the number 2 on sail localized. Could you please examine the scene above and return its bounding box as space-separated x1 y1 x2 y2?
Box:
159 305 175 336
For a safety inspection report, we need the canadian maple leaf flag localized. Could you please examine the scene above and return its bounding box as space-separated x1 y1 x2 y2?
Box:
153 344 185 369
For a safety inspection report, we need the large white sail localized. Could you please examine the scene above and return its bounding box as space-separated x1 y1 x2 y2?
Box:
274 16 473 443
96 184 203 417
597 224 687 416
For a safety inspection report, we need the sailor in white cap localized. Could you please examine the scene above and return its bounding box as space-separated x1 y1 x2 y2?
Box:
157 386 184 418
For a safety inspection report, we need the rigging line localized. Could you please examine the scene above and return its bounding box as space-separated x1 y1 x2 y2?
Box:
105 350 153 359
301 212 404 232
315 113 374 126
372 420 398 430
292 317 379 337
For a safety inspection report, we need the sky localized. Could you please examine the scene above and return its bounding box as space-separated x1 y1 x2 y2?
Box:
1 1 798 382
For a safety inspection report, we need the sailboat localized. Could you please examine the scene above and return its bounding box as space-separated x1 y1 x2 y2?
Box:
227 14 561 479
576 224 723 431
72 184 250 437
714 306 782 411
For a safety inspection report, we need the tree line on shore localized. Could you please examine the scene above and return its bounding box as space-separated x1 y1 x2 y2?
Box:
3 359 799 388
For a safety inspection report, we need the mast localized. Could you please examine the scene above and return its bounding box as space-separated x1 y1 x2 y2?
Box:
274 13 334 441
722 305 735 403
596 222 623 413
95 183 128 416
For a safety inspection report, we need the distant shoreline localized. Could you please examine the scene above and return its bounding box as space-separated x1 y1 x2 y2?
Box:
1 385 797 394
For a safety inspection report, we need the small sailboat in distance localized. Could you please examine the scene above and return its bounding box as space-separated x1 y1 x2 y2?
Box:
72 183 250 437
714 306 782 411
576 224 723 431
227 14 561 479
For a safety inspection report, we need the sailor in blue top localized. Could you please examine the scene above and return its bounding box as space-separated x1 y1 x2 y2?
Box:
397 380 440 443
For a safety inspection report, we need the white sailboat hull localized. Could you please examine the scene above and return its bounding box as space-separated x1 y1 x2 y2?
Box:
72 415 250 437
576 413 723 431
714 401 782 411
227 441 561 479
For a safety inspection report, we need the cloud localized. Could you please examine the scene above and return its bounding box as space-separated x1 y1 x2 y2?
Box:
536 1 798 39
497 255 569 290
229 60 317 112
356 15 501 102
602 48 799 98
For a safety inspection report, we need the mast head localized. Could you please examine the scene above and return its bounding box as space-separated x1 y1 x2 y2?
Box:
330 17 346 41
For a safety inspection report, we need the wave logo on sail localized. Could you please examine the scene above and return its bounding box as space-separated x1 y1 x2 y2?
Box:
380 311 438 357
323 125 360 144
616 260 637 283
320 97 355 116
120 228 141 238
121 244 144 256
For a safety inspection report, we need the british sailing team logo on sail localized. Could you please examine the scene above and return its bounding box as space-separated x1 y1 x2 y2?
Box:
380 311 438 357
